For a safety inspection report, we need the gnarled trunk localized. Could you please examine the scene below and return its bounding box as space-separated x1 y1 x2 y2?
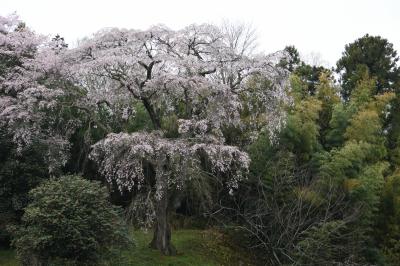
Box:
149 186 177 255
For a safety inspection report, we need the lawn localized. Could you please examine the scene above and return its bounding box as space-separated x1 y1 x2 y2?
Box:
0 229 254 266
0 249 18 266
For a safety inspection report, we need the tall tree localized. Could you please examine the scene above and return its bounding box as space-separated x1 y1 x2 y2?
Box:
0 15 81 245
280 45 331 96
336 34 400 99
69 24 289 255
279 45 301 72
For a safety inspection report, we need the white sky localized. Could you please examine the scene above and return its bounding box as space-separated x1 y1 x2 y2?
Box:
2 0 399 67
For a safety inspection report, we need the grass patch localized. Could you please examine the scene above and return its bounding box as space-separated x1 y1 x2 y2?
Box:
108 228 254 265
0 229 254 266
0 249 18 266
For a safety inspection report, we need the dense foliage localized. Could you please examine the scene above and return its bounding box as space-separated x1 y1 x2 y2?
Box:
11 175 131 265
1 13 400 265
336 34 400 99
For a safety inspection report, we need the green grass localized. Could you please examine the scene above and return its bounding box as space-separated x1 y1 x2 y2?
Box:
0 249 18 266
0 229 253 266
110 229 253 266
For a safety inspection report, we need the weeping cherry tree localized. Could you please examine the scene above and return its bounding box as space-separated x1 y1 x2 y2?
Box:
68 23 289 255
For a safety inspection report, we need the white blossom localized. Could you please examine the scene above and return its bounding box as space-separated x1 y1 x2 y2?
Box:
75 23 290 209
0 15 75 174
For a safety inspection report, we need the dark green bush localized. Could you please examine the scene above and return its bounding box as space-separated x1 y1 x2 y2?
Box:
11 175 132 265
0 129 48 247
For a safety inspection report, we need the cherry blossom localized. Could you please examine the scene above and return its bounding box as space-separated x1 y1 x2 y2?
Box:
71 23 290 254
0 15 74 174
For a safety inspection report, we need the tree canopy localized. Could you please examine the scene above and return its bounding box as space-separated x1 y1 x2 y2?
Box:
2 13 400 265
337 34 400 99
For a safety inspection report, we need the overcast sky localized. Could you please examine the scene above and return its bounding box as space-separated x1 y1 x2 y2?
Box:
2 0 399 67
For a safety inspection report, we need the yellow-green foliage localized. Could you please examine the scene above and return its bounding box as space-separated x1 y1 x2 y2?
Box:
319 141 373 182
371 92 396 114
345 109 382 143
349 71 376 110
289 74 309 101
344 89 395 159
283 75 323 160
315 72 340 134
316 71 394 263
325 102 350 147
350 162 388 216
344 178 362 192
325 72 377 148
294 187 324 207
316 73 340 104
346 91 395 145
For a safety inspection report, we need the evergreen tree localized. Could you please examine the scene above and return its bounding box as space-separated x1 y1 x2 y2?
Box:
337 34 400 99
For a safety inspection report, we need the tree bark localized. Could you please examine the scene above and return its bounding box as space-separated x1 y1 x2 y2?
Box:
149 185 177 255
142 98 161 130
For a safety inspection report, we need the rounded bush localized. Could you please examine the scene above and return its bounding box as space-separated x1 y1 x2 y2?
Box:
11 175 131 265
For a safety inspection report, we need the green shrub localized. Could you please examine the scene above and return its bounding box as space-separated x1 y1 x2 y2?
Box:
11 175 132 265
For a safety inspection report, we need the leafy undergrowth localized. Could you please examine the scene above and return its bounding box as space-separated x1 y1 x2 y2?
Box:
0 229 255 266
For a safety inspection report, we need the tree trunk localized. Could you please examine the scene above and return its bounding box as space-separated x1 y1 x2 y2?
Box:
149 186 177 255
